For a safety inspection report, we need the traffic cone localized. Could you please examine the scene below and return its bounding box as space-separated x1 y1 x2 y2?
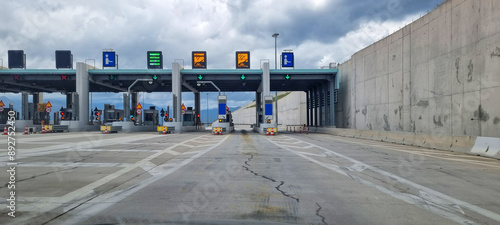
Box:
271 131 275 136
2 126 7 135
24 126 29 135
41 125 46 134
162 128 167 134
104 126 108 134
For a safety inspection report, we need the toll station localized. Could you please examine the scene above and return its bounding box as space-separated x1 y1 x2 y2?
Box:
0 50 337 134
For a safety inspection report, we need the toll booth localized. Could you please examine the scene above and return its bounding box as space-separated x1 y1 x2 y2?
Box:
259 95 277 134
212 95 234 134
103 104 124 123
0 109 19 124
144 106 159 126
33 103 50 125
182 107 196 126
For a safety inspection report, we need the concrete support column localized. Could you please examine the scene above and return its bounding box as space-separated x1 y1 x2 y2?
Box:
306 91 310 126
194 92 200 117
314 89 318 127
21 92 28 120
319 86 323 127
66 93 72 109
76 62 89 126
309 89 313 127
33 93 42 106
323 82 328 126
123 93 130 121
329 76 336 127
256 92 262 127
131 92 139 123
262 62 270 96
172 63 182 128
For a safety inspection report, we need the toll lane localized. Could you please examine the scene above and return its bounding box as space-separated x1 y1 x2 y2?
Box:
2 131 500 224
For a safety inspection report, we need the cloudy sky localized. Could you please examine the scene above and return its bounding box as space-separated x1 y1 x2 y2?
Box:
0 0 443 121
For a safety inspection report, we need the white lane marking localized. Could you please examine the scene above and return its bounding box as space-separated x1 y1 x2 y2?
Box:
10 134 224 224
73 149 162 153
0 162 131 168
267 136 500 224
294 151 325 157
313 135 500 169
140 161 167 176
0 134 159 161
0 133 102 144
61 135 231 224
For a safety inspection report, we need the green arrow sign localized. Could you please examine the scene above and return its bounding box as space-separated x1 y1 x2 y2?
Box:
152 75 158 80
198 75 203 80
241 74 246 80
285 74 290 80
109 75 115 80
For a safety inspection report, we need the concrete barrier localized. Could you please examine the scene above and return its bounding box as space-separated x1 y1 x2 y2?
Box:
471 137 500 159
317 128 499 160
451 135 476 154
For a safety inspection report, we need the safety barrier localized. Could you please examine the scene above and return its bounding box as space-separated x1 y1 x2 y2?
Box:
315 128 500 160
157 126 175 134
100 125 122 134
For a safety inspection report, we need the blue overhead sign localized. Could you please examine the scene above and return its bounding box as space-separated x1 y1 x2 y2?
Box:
103 51 116 67
281 52 294 68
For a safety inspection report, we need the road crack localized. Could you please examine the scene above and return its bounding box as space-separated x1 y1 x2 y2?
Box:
316 203 328 225
242 154 299 202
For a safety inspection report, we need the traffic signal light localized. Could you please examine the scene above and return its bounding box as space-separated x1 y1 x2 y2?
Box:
164 117 168 122
240 74 246 80
130 114 134 121
197 74 203 80
60 111 65 120
95 111 100 120
152 75 159 80
197 114 201 122
267 119 271 123
285 74 291 80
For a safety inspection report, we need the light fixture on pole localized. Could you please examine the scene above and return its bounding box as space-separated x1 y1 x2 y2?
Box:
272 33 279 69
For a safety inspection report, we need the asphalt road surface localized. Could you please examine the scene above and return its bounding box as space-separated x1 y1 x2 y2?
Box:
1 130 500 225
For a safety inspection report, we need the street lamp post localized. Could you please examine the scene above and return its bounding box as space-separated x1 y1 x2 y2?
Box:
272 33 279 69
272 33 279 126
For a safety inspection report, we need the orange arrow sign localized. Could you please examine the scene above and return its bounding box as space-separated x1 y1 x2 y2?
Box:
136 103 143 109
46 101 52 108
0 100 4 107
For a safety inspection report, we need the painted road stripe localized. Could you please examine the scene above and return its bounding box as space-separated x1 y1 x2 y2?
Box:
267 135 500 225
60 134 230 224
10 134 229 225
0 162 131 168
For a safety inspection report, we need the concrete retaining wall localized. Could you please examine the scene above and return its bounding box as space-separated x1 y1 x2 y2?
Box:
336 0 500 138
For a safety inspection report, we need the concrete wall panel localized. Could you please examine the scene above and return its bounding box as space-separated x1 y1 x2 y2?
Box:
335 0 500 138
